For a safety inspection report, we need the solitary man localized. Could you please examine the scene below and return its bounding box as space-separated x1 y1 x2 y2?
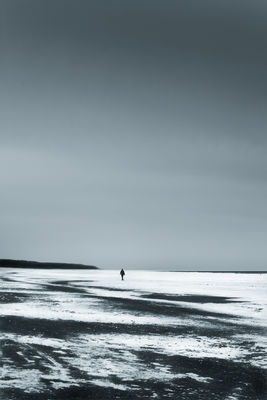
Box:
120 268 125 280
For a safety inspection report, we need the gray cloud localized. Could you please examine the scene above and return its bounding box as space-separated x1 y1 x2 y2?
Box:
0 0 266 269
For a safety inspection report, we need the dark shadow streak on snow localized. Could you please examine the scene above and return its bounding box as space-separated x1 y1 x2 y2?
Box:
91 295 240 320
0 315 264 339
141 294 244 304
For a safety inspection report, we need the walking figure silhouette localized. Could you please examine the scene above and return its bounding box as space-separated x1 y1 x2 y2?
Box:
120 269 125 281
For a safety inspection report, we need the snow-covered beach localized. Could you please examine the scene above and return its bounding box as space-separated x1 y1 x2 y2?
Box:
0 269 266 399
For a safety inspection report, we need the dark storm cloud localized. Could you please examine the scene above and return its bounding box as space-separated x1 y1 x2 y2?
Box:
0 0 266 269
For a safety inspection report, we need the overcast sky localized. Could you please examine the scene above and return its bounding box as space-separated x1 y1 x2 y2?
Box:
0 0 266 270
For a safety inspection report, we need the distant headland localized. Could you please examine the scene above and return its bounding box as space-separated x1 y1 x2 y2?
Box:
0 259 99 269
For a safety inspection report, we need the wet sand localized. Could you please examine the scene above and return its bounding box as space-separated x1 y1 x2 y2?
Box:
0 269 266 399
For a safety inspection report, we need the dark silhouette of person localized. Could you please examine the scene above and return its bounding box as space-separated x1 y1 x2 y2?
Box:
120 269 125 280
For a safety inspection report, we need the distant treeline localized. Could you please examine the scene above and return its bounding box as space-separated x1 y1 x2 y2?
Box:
0 259 98 269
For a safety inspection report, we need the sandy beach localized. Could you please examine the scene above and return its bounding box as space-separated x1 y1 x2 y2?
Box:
0 269 266 399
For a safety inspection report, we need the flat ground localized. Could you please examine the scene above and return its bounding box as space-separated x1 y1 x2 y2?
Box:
0 269 266 399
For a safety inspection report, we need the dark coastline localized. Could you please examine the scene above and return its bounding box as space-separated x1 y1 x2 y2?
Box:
0 259 98 269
